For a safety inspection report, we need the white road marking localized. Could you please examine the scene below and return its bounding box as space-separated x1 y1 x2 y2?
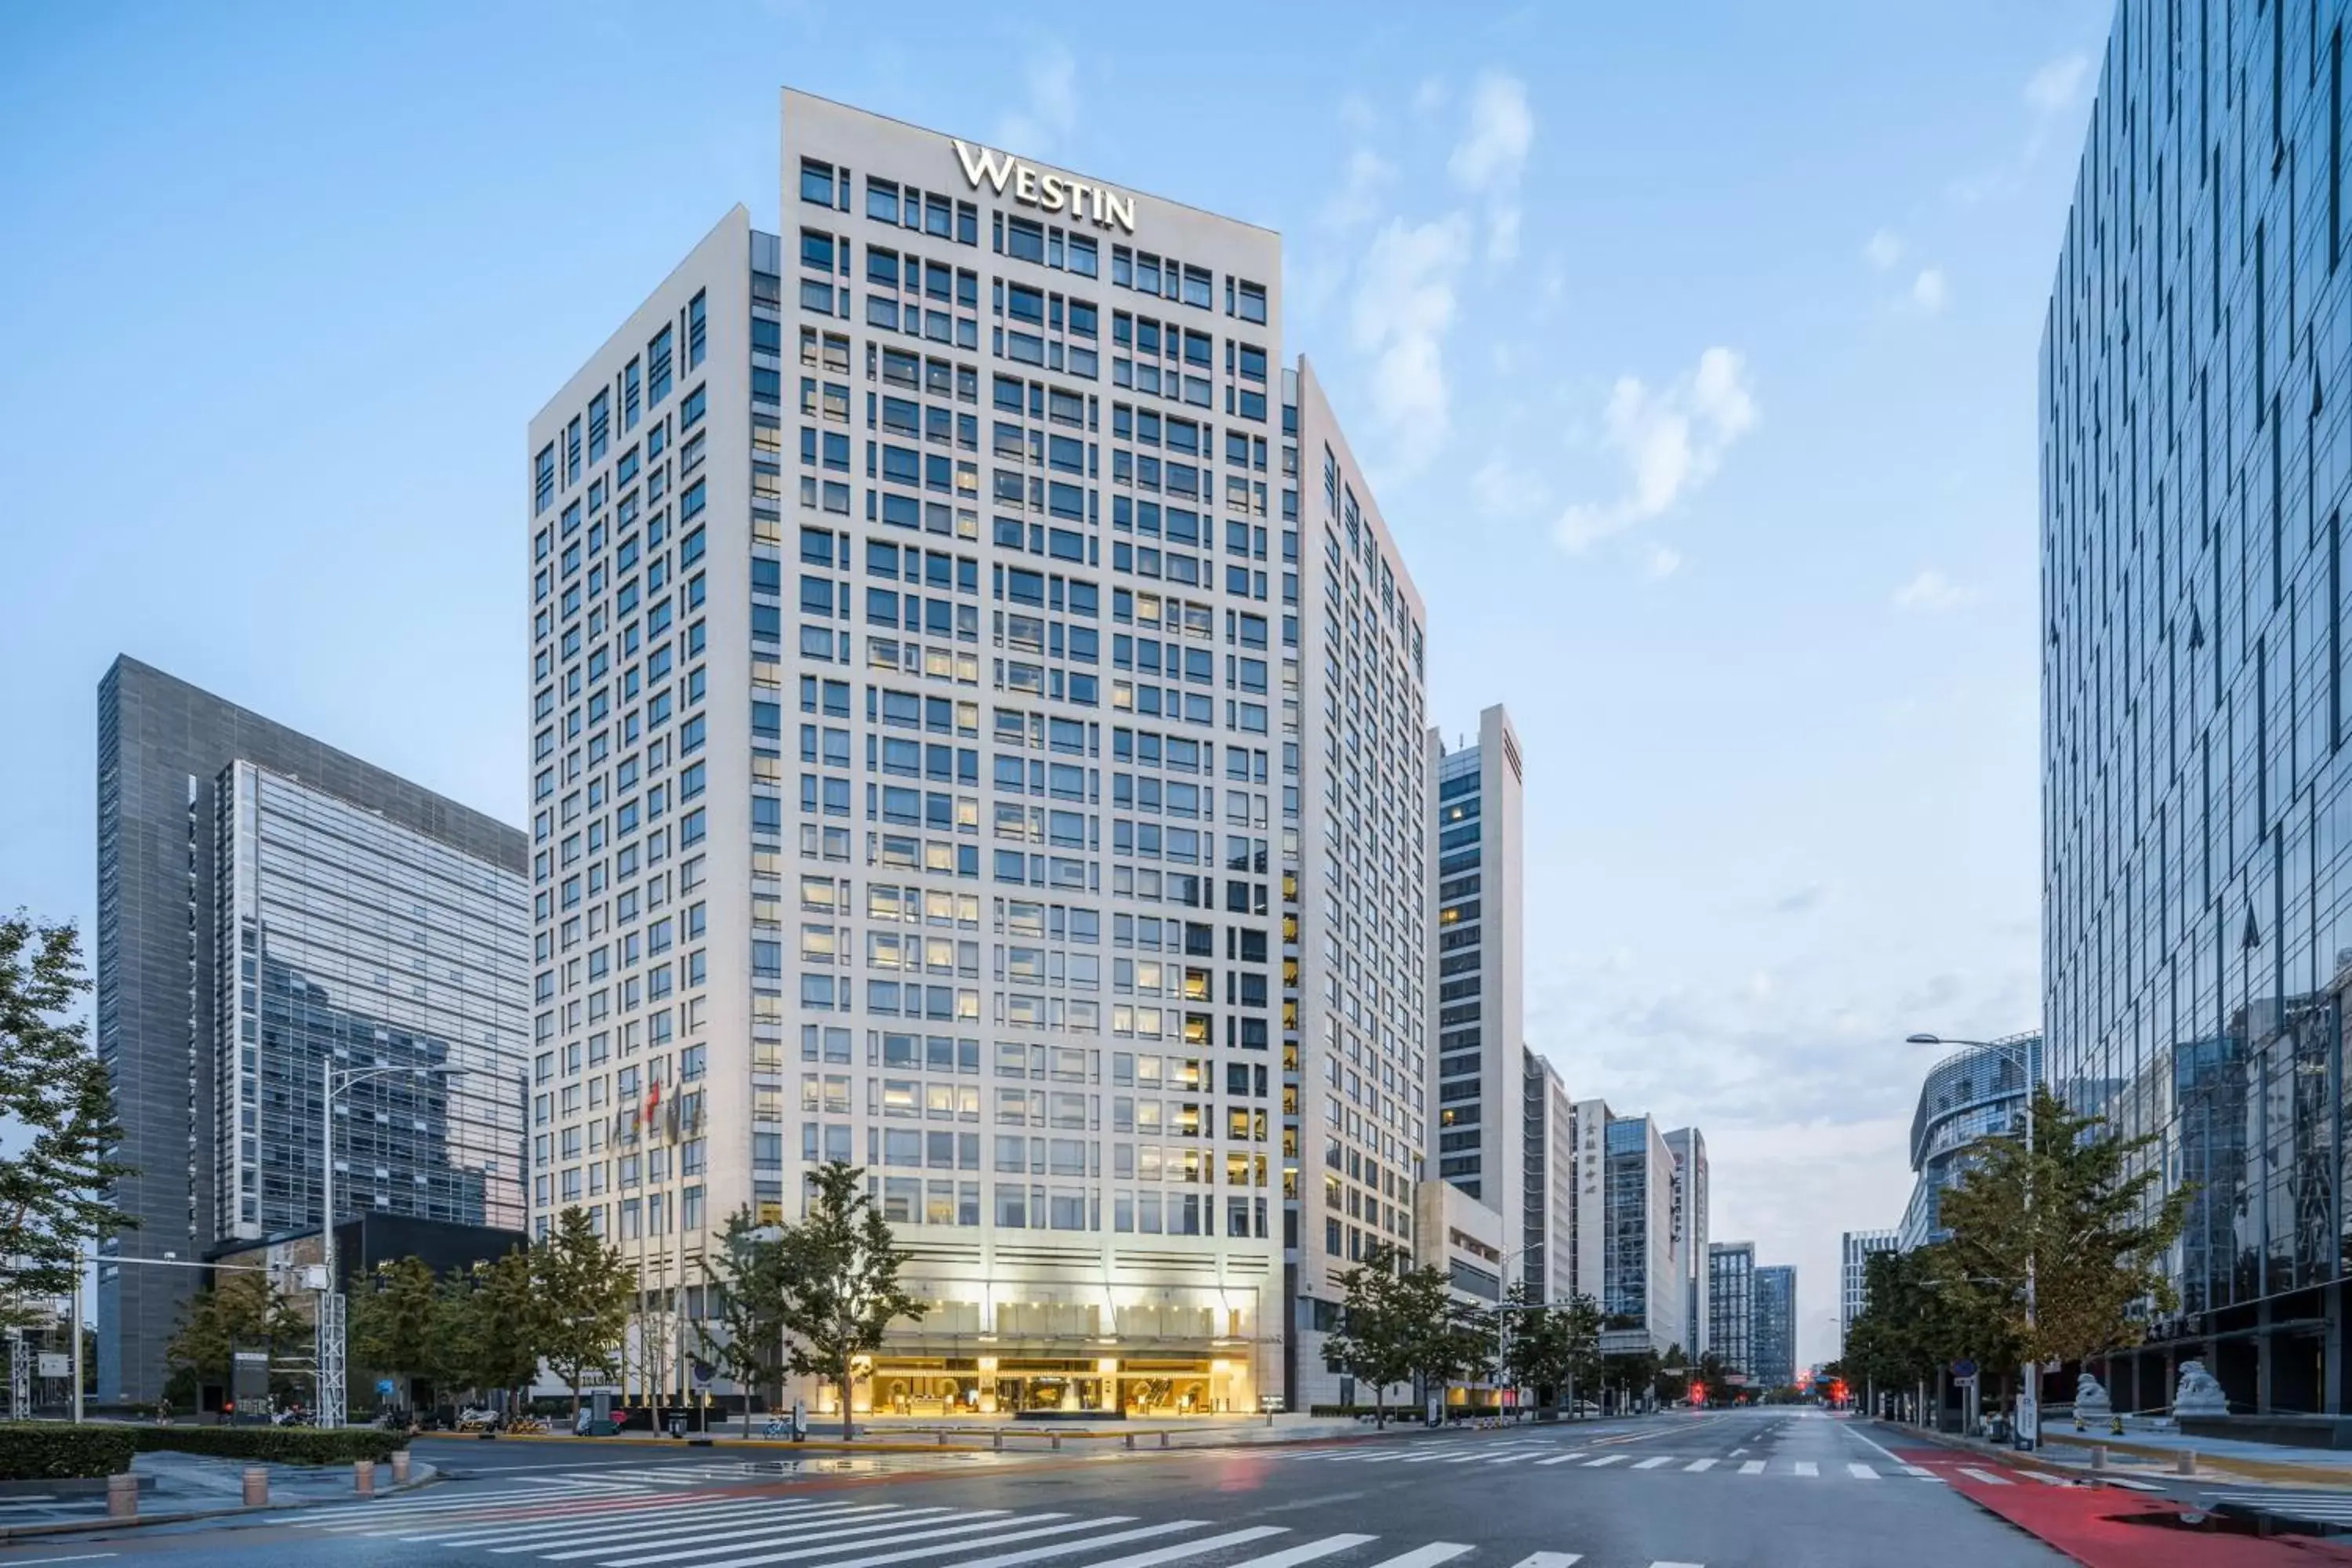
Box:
1533 1454 1581 1466
1356 1545 1472 1568
915 1521 1213 1568
1899 1465 1936 1479
621 1512 1112 1568
1044 1528 1290 1568
1504 1556 1582 1568
533 1507 971 1559
1847 1463 1879 1479
1206 1536 1379 1568
2022 1472 2071 1486
1737 1461 1766 1475
425 1499 892 1547
1682 1459 1717 1472
1632 1457 1675 1470
1583 1454 1628 1468
471 1501 871 1549
6 1557 120 1566
1792 1461 1818 1477
1959 1467 2013 1486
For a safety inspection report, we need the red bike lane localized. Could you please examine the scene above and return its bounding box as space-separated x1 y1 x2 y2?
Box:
1887 1440 2352 1567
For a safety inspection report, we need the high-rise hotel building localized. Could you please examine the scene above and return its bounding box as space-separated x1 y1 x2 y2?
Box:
2042 0 2352 1417
525 90 1428 1418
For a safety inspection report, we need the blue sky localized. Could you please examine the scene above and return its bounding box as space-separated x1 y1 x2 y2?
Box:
0 0 2112 1365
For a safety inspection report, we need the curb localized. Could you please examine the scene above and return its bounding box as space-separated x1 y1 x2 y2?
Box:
0 1460 441 1541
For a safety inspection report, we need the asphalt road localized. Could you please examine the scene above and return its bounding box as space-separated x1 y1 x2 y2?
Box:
0 1409 2074 1568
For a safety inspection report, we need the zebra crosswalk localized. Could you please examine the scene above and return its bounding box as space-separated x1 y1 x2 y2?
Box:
278 1479 1730 1568
1277 1443 1939 1482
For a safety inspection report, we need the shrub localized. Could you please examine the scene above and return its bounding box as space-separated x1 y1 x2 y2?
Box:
0 1423 137 1480
135 1426 409 1465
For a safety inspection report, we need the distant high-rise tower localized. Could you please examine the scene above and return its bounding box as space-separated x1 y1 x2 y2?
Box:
94 656 528 1403
1428 706 1525 1213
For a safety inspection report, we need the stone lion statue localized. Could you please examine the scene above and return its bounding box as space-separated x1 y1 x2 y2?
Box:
2071 1371 2111 1418
2172 1359 2228 1416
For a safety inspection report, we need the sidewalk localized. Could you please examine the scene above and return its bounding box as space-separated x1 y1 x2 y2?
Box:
2034 1420 2352 1490
0 1450 437 1541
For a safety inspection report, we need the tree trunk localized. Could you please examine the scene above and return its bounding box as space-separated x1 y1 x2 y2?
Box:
1373 1385 1384 1428
839 1367 855 1441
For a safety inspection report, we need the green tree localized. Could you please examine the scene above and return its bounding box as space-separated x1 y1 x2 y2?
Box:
436 1247 543 1410
532 1206 633 1418
1842 1246 1976 1403
1323 1242 1422 1426
1653 1341 1690 1405
348 1256 441 1414
1602 1345 1661 1412
772 1162 926 1440
0 916 136 1323
1936 1086 2194 1376
1503 1288 1602 1414
697 1208 794 1436
165 1271 305 1405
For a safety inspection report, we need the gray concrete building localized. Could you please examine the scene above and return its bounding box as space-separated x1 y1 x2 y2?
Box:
1839 1228 1898 1357
1664 1127 1708 1360
1429 706 1525 1214
93 656 527 1403
1520 1048 1573 1303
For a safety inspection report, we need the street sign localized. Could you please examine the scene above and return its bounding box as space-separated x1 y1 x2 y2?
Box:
376 1379 396 1396
1951 1358 1977 1380
36 1353 68 1379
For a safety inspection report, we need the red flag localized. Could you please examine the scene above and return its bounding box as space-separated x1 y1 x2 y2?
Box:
644 1079 661 1126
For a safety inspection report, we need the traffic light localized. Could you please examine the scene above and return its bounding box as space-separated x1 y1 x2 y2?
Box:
1688 1381 1707 1407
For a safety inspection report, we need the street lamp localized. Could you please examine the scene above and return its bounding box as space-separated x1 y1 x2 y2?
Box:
1907 1030 2039 1449
315 1059 471 1429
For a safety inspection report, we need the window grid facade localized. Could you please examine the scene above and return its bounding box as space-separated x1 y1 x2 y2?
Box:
530 91 1429 1419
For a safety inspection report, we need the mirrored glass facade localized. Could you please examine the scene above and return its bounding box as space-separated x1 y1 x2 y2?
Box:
2043 0 2352 1414
216 761 530 1240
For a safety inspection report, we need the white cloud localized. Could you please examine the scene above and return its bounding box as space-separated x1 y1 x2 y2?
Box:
1891 568 1971 612
1862 230 1904 270
1412 76 1449 117
992 45 1080 158
1319 147 1394 231
1554 347 1759 553
1447 72 1534 263
1472 456 1548 518
1348 216 1472 478
2024 53 2090 116
1911 267 1949 313
1642 543 1685 580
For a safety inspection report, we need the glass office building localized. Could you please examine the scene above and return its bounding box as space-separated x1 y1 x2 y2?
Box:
1709 1241 1755 1382
1897 1033 2041 1250
1751 1264 1796 1392
2042 0 2352 1417
216 761 530 1240
94 658 527 1404
526 90 1431 1417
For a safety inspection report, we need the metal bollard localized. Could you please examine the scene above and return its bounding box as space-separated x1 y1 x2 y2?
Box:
107 1472 138 1519
391 1450 411 1483
1124 1432 1135 1450
993 1430 1004 1451
1051 1434 1062 1451
937 1431 949 1447
354 1459 376 1497
1158 1431 1169 1449
2176 1449 2197 1476
2089 1446 2107 1472
242 1466 269 1506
